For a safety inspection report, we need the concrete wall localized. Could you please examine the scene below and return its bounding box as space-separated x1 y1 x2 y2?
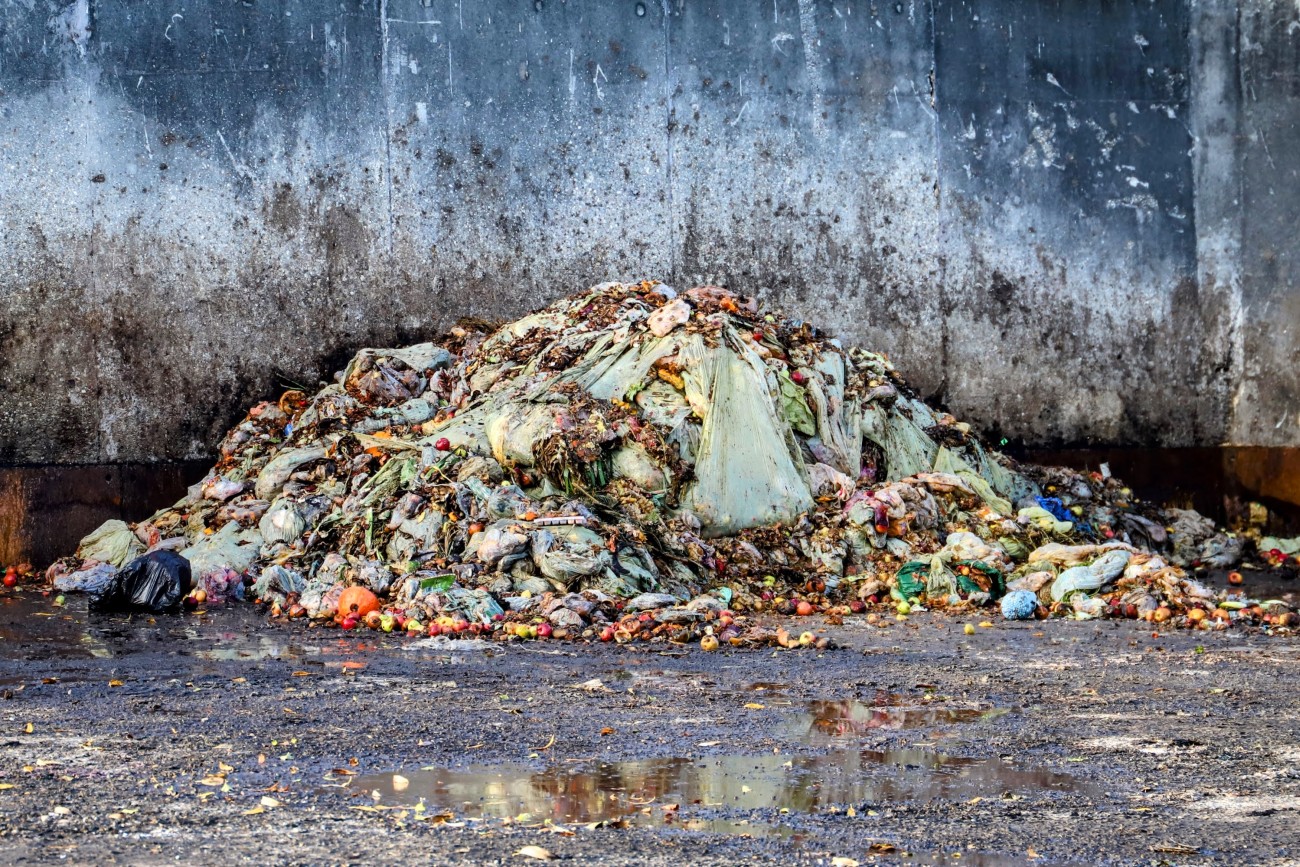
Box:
1 0 1296 468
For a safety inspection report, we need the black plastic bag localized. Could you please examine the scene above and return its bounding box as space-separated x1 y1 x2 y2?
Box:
89 550 192 614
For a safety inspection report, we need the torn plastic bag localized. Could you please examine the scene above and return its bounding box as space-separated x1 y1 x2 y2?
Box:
1050 549 1131 602
218 498 270 526
1167 508 1217 566
842 526 875 564
251 565 305 607
476 525 529 569
636 378 695 429
530 525 610 579
573 334 677 401
776 368 816 437
968 442 1036 505
419 405 493 455
942 531 1011 571
255 445 328 501
513 574 552 596
299 575 341 618
386 509 445 563
343 343 451 406
290 384 359 434
89 550 191 614
1028 542 1136 568
808 462 854 500
353 455 416 509
1119 513 1168 549
545 592 596 619
861 398 938 481
180 522 262 577
895 555 1004 603
486 403 555 467
1019 506 1073 534
933 447 1012 515
356 398 437 432
486 485 531 521
468 360 521 394
53 562 118 595
1071 595 1108 619
76 520 144 568
676 334 813 536
437 586 505 624
1197 533 1245 569
202 476 247 502
259 498 307 545
1007 570 1054 594
354 559 395 595
548 607 587 629
456 454 506 485
799 531 846 575
804 353 863 476
532 540 610 588
611 545 660 592
625 592 682 611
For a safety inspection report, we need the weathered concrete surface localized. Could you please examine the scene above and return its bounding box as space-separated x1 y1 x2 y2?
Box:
0 0 1297 467
1233 0 1300 445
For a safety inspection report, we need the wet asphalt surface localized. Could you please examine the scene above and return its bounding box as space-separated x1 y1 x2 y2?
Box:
1 589 1298 866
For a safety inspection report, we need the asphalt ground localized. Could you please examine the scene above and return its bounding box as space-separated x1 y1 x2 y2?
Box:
1 590 1298 866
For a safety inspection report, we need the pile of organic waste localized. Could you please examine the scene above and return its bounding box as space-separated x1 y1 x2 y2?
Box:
46 282 1300 645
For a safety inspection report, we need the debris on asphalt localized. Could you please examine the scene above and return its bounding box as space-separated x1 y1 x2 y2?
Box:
43 281 1300 639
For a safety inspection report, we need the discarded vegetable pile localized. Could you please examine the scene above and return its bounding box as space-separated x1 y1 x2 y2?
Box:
49 282 1300 642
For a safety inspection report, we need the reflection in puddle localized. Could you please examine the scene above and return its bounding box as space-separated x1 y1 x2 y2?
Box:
0 590 479 675
348 747 1091 842
345 692 1060 854
746 682 787 693
0 592 108 659
0 591 310 663
789 697 1014 744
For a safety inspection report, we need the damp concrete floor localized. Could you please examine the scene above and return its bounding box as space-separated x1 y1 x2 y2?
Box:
1 591 1298 865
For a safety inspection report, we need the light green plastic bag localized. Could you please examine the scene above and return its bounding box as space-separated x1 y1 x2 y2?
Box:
76 519 143 568
678 335 814 537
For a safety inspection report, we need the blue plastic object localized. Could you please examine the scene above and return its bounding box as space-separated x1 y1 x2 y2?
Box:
1000 589 1038 620
1035 496 1071 523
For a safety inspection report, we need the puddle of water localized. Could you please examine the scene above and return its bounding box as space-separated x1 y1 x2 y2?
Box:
787 698 1014 744
0 592 107 659
341 694 1070 846
0 590 482 675
346 744 1091 841
745 682 787 693
0 590 317 663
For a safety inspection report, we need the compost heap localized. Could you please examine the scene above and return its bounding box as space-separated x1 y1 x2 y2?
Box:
51 281 1298 643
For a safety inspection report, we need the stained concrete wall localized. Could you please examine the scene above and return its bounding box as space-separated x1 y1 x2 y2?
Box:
0 0 1296 468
